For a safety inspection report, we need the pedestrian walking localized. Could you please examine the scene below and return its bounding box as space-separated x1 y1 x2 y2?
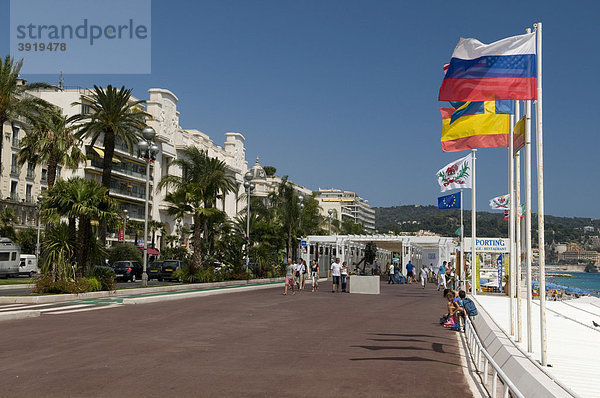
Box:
330 258 342 293
341 261 349 292
420 264 428 289
437 261 447 291
310 259 320 292
283 258 295 295
387 262 395 284
294 259 305 291
301 259 308 290
406 260 415 284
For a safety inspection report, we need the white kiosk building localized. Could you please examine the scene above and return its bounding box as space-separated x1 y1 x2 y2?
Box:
302 234 454 277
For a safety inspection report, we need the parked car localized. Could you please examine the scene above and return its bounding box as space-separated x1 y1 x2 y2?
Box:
19 254 40 277
147 261 163 280
159 260 183 282
112 261 143 282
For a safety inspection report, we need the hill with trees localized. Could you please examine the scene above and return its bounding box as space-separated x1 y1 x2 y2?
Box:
374 205 600 249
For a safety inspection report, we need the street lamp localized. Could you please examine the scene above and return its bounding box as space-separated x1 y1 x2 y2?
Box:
243 171 255 271
328 209 333 235
123 209 129 242
137 126 159 286
35 195 44 262
298 195 304 261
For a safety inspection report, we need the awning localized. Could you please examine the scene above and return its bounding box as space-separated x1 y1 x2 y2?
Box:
92 147 121 164
139 247 160 256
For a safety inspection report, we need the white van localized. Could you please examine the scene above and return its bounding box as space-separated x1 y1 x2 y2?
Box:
0 238 21 278
19 254 39 277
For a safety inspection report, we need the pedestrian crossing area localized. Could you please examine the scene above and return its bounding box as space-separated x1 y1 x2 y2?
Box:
0 299 124 316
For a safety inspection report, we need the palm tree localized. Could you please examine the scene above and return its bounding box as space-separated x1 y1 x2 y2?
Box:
42 178 120 275
148 219 164 248
17 107 85 189
0 56 52 177
158 147 237 274
68 85 149 243
0 207 17 240
268 176 302 258
69 85 149 192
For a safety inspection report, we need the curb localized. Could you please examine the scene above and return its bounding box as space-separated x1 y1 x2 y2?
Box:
0 310 40 321
0 278 285 304
0 284 34 290
122 283 279 305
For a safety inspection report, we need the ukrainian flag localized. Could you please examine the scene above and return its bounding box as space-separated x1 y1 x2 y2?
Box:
440 101 512 152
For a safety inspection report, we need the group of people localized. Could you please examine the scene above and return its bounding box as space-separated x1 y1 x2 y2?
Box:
440 288 477 331
283 257 351 295
385 261 431 289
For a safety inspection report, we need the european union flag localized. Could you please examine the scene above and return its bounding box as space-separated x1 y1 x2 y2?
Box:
438 193 461 209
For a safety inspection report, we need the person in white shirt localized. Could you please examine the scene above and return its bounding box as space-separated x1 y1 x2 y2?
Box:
329 258 342 293
293 260 305 291
341 261 349 292
420 264 428 289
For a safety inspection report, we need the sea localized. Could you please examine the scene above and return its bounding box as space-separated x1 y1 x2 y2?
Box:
547 272 600 297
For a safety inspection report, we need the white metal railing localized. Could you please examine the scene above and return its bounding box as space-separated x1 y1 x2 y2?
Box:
464 316 524 398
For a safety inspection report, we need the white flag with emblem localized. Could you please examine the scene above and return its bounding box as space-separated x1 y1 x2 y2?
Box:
489 194 510 210
436 154 472 192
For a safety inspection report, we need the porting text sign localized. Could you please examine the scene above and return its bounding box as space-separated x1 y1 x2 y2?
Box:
464 238 510 253
10 0 151 74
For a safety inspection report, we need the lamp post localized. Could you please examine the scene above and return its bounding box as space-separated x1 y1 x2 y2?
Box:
298 195 304 261
243 171 255 271
35 195 43 262
328 209 333 235
137 126 159 286
123 209 129 242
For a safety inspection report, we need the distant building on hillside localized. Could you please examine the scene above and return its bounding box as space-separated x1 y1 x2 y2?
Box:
558 250 600 265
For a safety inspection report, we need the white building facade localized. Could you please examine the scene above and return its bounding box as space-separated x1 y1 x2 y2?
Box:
316 188 376 233
10 85 249 249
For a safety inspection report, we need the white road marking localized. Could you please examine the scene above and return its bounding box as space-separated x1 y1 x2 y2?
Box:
0 303 61 311
38 304 94 313
45 304 122 315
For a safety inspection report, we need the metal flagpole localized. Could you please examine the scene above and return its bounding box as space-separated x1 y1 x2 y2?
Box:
471 149 477 295
515 102 523 343
460 189 465 290
534 22 548 367
509 113 515 337
525 28 534 354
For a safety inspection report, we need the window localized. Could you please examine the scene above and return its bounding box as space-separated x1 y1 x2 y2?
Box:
10 181 18 201
11 154 19 176
41 168 48 183
11 252 16 261
26 185 32 203
0 252 9 261
56 165 62 177
26 162 35 178
11 125 19 147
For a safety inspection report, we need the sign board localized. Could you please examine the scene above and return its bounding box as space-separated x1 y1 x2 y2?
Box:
497 254 503 292
118 229 124 242
464 238 510 253
301 240 307 247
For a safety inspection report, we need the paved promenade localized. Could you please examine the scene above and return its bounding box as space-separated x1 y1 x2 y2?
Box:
0 281 470 397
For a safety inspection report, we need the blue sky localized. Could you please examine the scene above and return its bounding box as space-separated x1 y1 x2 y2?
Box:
2 0 599 218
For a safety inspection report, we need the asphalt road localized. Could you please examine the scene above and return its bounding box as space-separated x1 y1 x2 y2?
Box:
0 279 179 296
0 281 471 397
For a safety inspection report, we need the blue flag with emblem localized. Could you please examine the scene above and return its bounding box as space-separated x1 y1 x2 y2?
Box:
438 193 461 209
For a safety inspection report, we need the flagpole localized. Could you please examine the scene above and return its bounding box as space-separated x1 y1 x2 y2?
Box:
509 113 515 337
460 189 465 290
534 22 548 367
525 28 534 354
471 149 477 296
515 103 523 343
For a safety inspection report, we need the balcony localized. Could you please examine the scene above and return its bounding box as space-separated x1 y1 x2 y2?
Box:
9 193 18 201
10 165 20 177
89 157 153 182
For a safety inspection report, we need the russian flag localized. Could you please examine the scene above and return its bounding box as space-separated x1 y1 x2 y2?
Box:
439 33 537 101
